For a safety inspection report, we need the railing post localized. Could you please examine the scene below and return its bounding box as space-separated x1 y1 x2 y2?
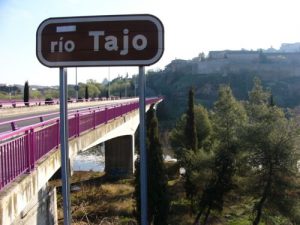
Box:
30 128 35 171
10 122 18 131
76 111 80 136
105 107 108 124
26 128 35 172
25 130 30 172
93 110 96 129
56 119 60 148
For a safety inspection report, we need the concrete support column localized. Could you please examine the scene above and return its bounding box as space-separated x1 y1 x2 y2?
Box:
105 135 134 176
11 185 58 225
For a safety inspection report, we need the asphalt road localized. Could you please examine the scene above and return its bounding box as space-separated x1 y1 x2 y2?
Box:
0 98 137 134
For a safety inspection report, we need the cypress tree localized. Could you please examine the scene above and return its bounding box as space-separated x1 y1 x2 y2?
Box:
185 87 198 151
85 85 89 100
134 104 169 225
183 87 198 209
23 81 29 106
106 89 109 99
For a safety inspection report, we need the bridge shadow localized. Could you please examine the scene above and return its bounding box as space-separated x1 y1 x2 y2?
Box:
33 185 57 225
54 173 133 192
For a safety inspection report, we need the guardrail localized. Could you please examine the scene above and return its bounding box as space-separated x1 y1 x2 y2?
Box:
0 97 122 108
0 100 138 132
0 97 162 191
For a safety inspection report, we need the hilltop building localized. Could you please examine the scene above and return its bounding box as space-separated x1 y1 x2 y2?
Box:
165 43 300 78
280 43 300 52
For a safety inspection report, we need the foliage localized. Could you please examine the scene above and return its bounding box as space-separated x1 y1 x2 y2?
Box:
106 76 134 97
85 85 89 100
31 89 42 99
134 105 169 225
169 114 187 159
44 88 59 99
170 105 213 158
244 78 300 225
146 66 300 129
147 105 169 225
185 87 198 151
194 105 213 151
169 88 215 213
194 85 247 224
23 80 29 106
87 79 102 98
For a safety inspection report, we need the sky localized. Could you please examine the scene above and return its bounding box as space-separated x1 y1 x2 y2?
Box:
1 0 300 86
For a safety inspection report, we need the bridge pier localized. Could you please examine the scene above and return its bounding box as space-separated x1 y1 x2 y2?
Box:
105 135 134 176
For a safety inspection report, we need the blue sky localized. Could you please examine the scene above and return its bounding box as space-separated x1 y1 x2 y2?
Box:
1 0 300 86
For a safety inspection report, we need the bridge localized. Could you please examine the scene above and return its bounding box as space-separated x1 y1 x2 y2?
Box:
0 97 162 225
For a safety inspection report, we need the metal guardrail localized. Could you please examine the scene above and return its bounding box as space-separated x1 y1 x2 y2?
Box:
0 100 137 131
0 97 121 108
0 97 161 191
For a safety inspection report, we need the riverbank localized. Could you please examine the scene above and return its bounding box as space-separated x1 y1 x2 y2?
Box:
50 165 299 225
50 171 136 225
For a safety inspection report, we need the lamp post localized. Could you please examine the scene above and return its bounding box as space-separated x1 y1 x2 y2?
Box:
75 67 78 100
108 67 110 99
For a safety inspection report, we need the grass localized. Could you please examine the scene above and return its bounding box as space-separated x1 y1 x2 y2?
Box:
50 172 136 225
50 165 300 225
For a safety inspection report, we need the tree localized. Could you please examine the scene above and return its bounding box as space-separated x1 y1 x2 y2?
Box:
245 78 300 225
169 114 187 159
194 105 213 151
181 88 199 208
31 89 42 99
23 81 29 106
44 88 59 99
185 87 198 151
134 104 169 225
170 91 213 210
106 89 109 99
170 105 213 158
194 85 247 224
85 85 89 100
86 79 101 98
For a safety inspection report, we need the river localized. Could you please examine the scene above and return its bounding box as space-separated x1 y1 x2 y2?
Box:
73 143 177 172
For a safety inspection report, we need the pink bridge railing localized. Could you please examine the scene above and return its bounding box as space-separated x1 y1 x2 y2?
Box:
0 97 162 191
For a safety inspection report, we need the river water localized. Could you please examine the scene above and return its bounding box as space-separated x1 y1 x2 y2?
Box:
73 143 177 172
73 144 105 172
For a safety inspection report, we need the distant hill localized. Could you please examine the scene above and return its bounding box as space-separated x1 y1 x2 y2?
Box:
146 53 300 128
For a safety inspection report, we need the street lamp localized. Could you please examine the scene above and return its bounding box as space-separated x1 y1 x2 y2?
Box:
75 67 78 100
108 67 110 99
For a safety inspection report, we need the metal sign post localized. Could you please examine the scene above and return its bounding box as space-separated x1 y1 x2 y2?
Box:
59 67 71 225
138 66 147 225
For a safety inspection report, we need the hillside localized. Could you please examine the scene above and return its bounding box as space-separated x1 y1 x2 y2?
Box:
147 60 300 128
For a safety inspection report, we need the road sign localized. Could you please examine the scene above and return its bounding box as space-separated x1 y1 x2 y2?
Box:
36 14 164 67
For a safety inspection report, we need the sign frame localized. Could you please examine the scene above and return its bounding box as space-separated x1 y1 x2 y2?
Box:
36 14 164 67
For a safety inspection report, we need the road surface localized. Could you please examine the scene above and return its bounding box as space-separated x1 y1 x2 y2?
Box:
0 98 137 133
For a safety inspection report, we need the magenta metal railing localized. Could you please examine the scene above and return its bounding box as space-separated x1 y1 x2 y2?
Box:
0 100 136 132
0 97 162 190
